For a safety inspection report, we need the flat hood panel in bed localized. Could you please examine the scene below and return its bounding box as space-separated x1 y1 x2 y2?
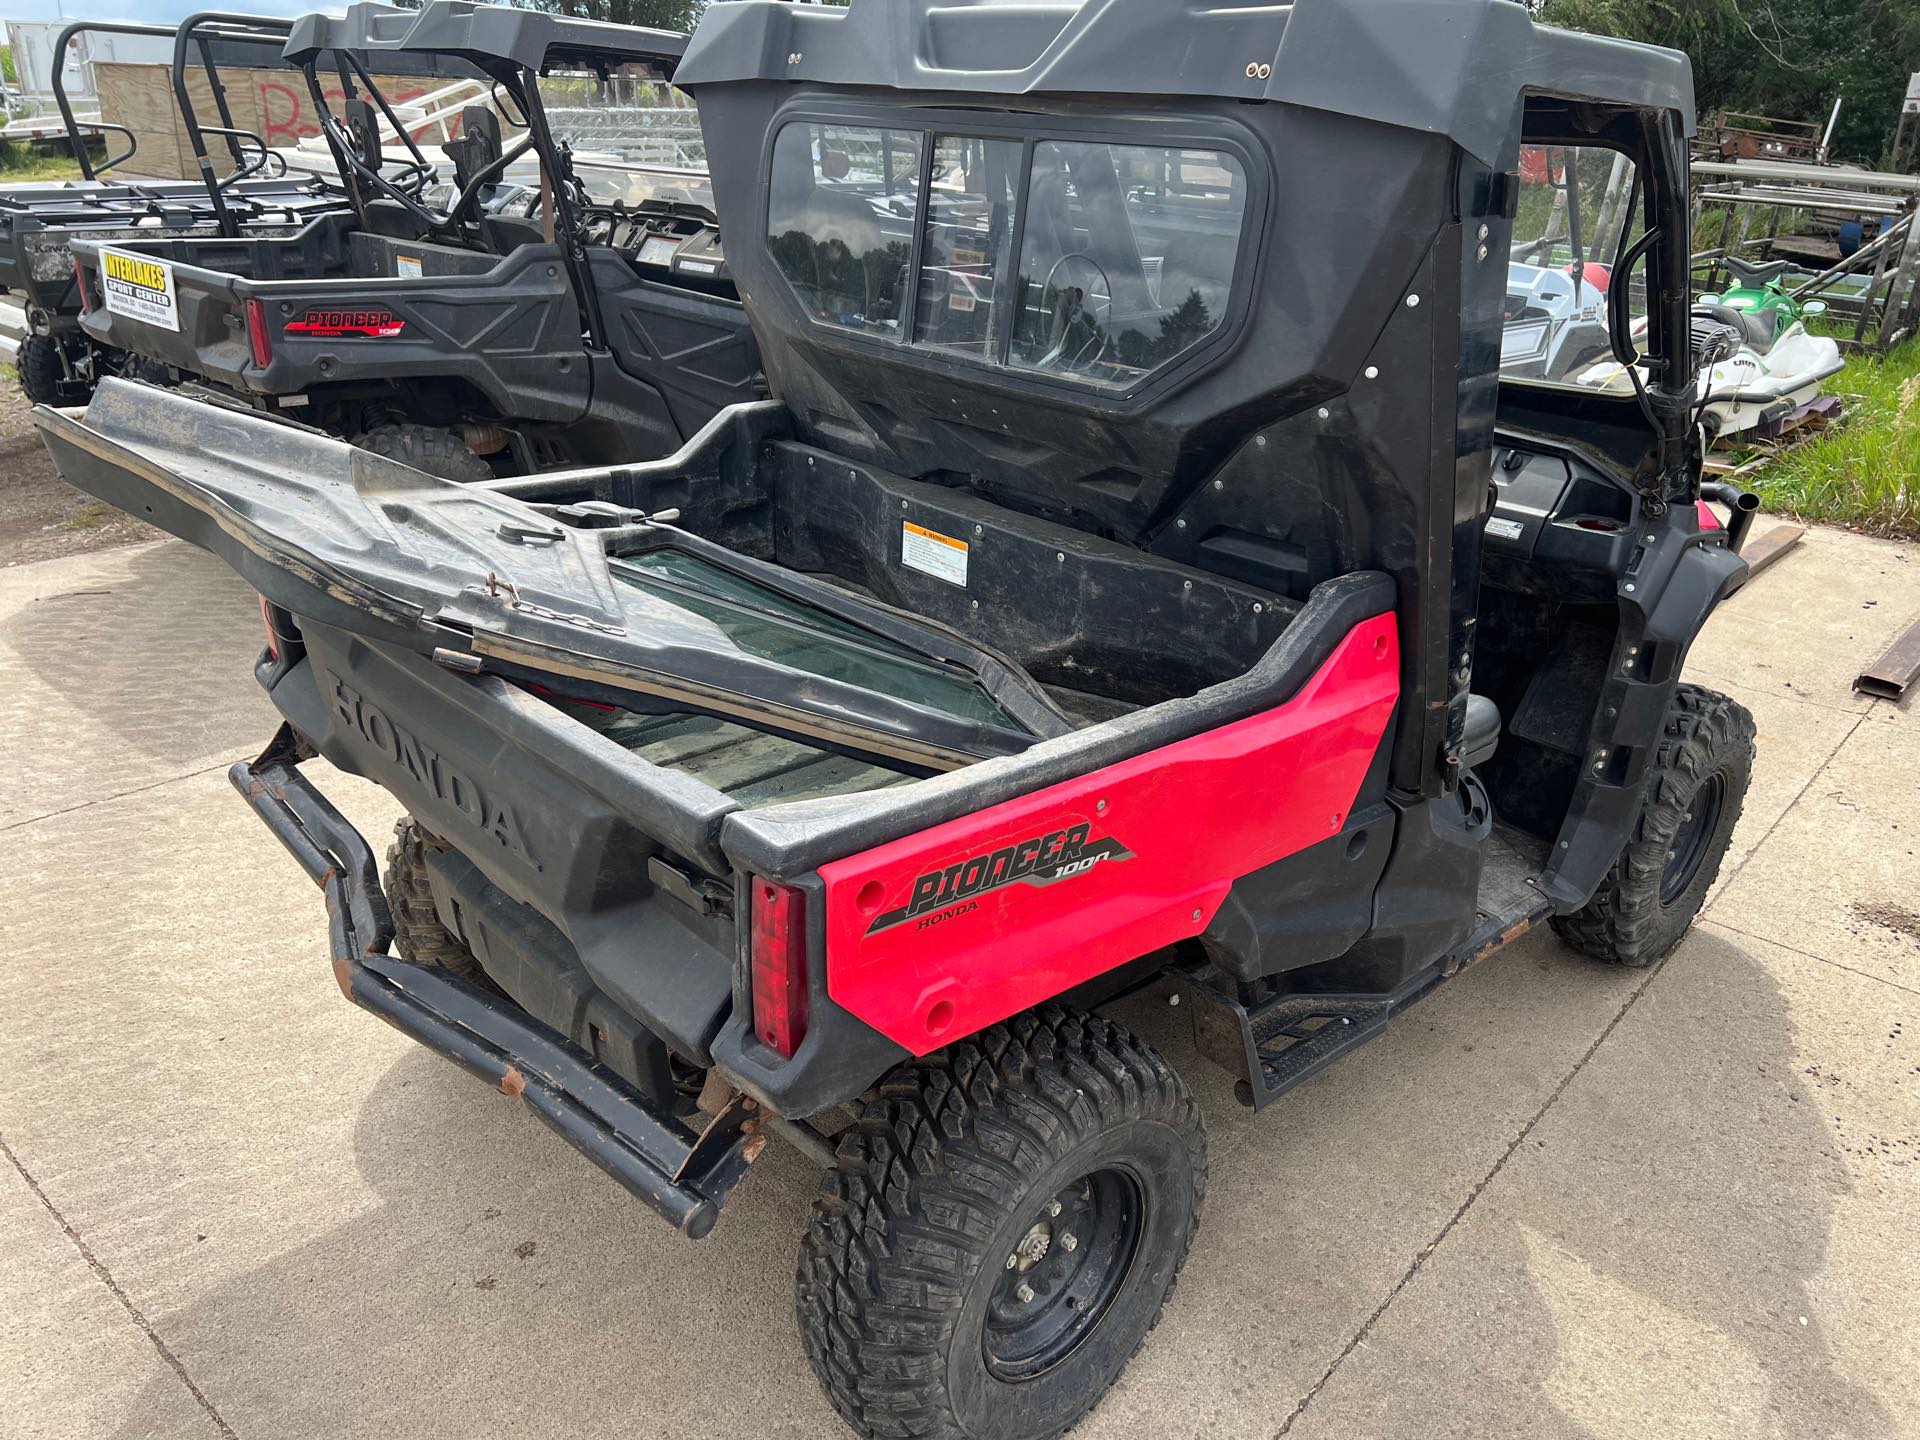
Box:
33 381 1053 769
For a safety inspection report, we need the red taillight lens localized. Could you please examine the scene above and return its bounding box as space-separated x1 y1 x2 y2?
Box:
73 256 90 313
244 297 272 369
259 594 280 660
750 878 808 1058
258 596 303 665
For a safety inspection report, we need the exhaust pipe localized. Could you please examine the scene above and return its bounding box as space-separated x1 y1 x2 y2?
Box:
1700 481 1761 553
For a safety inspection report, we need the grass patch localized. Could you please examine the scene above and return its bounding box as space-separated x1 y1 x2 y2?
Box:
60 502 116 531
0 138 94 183
1743 341 1920 539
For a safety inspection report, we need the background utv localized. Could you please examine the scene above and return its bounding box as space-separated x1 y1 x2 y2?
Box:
34 1 1758 1437
65 2 761 481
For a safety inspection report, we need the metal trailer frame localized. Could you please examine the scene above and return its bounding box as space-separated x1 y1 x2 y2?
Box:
1691 158 1920 352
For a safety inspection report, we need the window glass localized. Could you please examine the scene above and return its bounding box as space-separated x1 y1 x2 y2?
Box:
767 122 923 338
1010 141 1246 387
914 135 1022 356
1502 144 1643 387
610 549 1027 732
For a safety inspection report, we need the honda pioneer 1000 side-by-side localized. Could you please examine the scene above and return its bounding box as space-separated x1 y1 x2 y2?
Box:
36 1 1758 1435
1 15 354 405
66 1 760 480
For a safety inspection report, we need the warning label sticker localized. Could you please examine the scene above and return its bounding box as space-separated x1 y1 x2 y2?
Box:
100 248 179 332
395 254 424 279
901 520 969 587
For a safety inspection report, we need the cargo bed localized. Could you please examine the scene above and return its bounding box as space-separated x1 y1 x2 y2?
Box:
35 378 1391 1114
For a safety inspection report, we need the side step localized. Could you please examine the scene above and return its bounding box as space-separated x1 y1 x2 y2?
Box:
1184 971 1441 1111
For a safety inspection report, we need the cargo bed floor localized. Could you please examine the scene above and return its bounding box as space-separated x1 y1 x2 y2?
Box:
590 710 911 807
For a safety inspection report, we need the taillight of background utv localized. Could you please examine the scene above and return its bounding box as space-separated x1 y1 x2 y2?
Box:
750 878 808 1057
259 595 280 660
244 297 273 369
72 257 90 313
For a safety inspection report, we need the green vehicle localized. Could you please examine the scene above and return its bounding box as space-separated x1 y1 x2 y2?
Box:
1701 254 1828 335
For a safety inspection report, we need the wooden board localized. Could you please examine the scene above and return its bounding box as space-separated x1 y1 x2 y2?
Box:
94 62 455 181
1729 522 1806 591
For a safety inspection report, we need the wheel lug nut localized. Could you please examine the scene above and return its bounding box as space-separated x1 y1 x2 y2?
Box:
1047 1201 1062 1217
1016 1282 1036 1303
1060 1233 1077 1252
1005 1254 1018 1270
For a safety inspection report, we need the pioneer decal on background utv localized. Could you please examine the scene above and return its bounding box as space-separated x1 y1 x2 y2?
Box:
285 306 407 339
865 823 1134 935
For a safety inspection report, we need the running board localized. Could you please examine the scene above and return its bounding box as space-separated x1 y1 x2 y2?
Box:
1182 970 1444 1111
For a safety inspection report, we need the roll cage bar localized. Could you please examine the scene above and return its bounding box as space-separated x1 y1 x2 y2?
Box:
51 16 296 195
281 0 695 350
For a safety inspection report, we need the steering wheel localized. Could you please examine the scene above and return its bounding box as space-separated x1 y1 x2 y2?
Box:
1037 251 1115 374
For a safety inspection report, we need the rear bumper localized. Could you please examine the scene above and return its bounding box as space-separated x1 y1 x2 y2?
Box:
230 727 764 1239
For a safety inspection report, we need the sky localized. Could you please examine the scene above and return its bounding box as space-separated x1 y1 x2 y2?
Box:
4 0 324 26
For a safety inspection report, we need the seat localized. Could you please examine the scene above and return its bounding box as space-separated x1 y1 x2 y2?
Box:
441 107 501 192
1698 301 1778 356
1722 255 1793 285
1461 693 1501 770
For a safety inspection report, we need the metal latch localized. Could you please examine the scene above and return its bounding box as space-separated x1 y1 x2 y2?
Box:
647 856 734 918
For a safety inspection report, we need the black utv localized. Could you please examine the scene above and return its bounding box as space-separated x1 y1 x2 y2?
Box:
66 1 760 480
36 2 1758 1436
1 15 353 405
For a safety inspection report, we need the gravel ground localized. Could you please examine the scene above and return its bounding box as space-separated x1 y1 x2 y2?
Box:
0 371 155 567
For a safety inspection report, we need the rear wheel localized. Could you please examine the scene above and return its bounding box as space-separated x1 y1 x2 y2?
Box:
16 334 88 405
349 423 494 483
797 1006 1205 1440
382 818 486 980
1551 683 1754 966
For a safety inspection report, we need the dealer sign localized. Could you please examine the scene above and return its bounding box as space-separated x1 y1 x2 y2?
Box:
99 248 180 332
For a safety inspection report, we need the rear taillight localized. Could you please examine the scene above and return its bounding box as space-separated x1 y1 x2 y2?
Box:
244 297 272 369
750 878 809 1058
258 596 302 666
72 256 90 313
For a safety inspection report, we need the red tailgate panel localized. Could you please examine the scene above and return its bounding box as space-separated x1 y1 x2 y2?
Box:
818 614 1400 1054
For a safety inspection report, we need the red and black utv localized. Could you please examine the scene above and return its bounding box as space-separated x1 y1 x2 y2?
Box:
64 1 760 480
35 1 1758 1435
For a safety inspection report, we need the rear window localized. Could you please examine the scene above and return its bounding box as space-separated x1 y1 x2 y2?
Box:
914 135 1023 358
765 121 1249 391
1011 141 1245 388
767 123 923 338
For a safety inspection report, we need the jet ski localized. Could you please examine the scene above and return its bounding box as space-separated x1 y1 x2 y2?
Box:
1577 256 1844 440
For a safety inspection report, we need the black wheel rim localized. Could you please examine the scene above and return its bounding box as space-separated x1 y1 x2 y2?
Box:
1661 770 1726 905
982 1167 1145 1382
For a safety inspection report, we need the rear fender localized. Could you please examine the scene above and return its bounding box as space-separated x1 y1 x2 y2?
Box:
712 573 1401 1112
1539 522 1746 909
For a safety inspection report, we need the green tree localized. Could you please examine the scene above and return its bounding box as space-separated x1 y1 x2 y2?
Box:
531 0 705 32
1536 0 1920 165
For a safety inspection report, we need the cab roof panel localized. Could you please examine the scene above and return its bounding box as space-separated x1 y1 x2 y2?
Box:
677 0 1694 167
286 0 689 74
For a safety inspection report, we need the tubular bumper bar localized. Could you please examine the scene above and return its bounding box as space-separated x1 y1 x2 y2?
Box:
229 726 762 1238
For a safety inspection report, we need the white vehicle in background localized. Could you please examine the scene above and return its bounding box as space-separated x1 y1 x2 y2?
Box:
1501 256 1614 382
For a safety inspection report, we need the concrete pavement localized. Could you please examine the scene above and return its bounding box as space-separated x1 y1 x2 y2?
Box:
1 530 1916 1440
